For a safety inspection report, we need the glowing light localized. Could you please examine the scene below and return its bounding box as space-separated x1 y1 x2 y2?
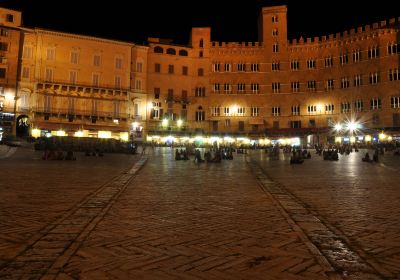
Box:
120 132 129 142
334 123 343 131
98 131 111 139
146 136 153 142
177 119 183 127
132 122 139 129
350 136 356 143
162 119 169 127
335 136 342 143
45 132 52 138
365 135 372 142
316 104 323 112
55 130 66 137
388 136 393 142
113 119 119 124
74 130 84 137
223 136 235 143
31 128 41 138
346 121 357 132
5 91 14 101
209 136 221 144
231 105 238 115
379 133 386 140
264 138 271 145
147 102 154 109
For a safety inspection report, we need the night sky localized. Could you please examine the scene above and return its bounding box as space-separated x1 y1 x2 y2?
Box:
1 0 398 45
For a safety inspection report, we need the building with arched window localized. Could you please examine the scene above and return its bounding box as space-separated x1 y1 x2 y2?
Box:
2 5 399 145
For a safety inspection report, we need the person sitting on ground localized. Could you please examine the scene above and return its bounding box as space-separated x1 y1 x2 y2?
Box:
373 150 379 162
182 149 189 160
175 149 181 160
65 150 76 160
362 152 370 162
194 149 204 163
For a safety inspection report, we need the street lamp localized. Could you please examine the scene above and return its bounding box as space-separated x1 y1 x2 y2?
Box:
177 119 183 128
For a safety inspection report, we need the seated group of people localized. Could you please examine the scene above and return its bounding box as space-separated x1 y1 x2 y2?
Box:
42 149 76 160
85 149 104 157
175 149 189 160
362 150 379 162
323 149 339 161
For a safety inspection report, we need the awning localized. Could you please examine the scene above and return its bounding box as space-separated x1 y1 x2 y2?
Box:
248 119 264 125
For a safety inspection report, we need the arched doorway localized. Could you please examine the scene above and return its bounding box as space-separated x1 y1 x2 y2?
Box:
16 115 29 138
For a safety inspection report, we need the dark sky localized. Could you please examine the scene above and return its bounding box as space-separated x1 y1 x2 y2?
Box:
1 0 398 45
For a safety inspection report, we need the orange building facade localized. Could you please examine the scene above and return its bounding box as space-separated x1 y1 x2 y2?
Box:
1 5 399 144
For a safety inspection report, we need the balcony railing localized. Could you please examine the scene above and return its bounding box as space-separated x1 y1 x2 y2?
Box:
35 80 130 97
32 106 130 119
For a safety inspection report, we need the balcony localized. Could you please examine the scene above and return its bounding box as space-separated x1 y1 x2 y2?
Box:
31 106 130 120
35 81 129 97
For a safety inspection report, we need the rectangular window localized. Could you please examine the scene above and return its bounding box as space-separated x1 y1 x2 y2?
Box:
251 83 259 94
69 71 77 84
272 107 280 116
370 98 382 110
155 63 161 73
272 82 280 93
91 99 98 115
388 43 398 55
273 43 279 53
225 119 230 127
0 28 9 37
251 107 260 117
340 53 349 65
368 47 380 59
195 87 205 97
238 121 245 131
307 80 316 91
6 14 14 22
290 60 300 70
391 96 400 108
324 56 333 67
212 63 221 72
46 48 55 60
307 105 317 114
389 69 400 81
326 79 334 90
237 83 245 93
354 100 363 112
93 55 101 66
354 74 362 87
136 62 143 72
272 62 280 71
198 68 204 76
92 73 99 87
195 111 205 122
369 72 380 84
292 105 300 116
325 104 334 114
113 101 120 118
237 63 246 72
135 79 142 90
115 57 123 69
167 89 174 101
0 42 8 52
211 107 220 116
291 121 301 128
224 63 231 72
182 66 188 75
224 83 232 94
251 63 260 72
273 121 279 129
168 64 174 74
291 81 300 93
154 88 160 99
45 68 53 82
237 107 246 116
341 77 350 89
341 102 351 113
22 66 30 79
114 76 121 88
213 83 220 93
68 97 75 114
307 59 316 69
70 51 79 64
23 46 33 59
353 49 361 62
224 107 230 116
44 95 51 112
0 68 6 79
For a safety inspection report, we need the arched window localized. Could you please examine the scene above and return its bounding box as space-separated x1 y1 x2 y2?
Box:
195 106 205 122
179 50 188 56
154 46 163 53
199 39 204 48
199 51 203 58
166 48 176 55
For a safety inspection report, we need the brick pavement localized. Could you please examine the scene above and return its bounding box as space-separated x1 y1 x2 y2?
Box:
55 148 332 280
1 147 399 279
